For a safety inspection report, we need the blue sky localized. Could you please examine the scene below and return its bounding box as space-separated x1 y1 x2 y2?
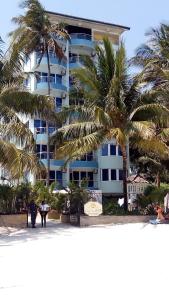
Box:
1 0 169 58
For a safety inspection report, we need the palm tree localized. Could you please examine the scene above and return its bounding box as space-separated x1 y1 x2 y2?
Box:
9 0 69 186
0 40 55 180
131 23 169 97
51 38 169 211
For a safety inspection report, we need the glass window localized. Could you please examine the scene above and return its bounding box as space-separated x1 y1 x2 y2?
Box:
55 98 62 107
81 172 87 179
41 120 46 128
73 171 79 181
42 145 47 152
101 144 108 156
87 152 93 161
42 72 47 77
111 169 116 180
102 169 109 181
41 153 47 159
56 171 62 180
110 144 116 155
118 146 122 156
36 144 40 153
119 170 123 180
88 172 94 187
56 74 62 84
34 120 40 128
50 171 55 180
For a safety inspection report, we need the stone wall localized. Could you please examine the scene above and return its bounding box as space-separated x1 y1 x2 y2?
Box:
80 215 153 227
0 214 27 228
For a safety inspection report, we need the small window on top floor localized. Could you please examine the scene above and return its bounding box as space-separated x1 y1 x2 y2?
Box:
101 144 108 156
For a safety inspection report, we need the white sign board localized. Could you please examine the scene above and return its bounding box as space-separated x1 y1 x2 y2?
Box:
84 201 103 217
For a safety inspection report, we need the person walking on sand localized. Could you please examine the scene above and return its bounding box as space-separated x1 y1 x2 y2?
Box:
28 200 38 228
39 201 50 228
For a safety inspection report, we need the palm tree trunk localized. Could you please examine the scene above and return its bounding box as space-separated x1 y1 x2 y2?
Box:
156 171 160 188
121 146 128 212
46 47 51 187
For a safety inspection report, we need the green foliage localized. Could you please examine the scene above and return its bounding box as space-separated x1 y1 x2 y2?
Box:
137 183 169 212
102 197 140 215
0 184 15 214
32 181 57 205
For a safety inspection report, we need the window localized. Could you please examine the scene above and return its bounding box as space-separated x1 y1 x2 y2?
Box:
80 152 93 161
50 73 55 83
34 120 46 134
118 146 122 156
70 171 94 187
56 74 62 84
34 120 41 128
102 169 109 181
35 144 49 160
110 144 116 155
42 145 47 152
88 172 94 187
55 97 62 112
49 170 62 186
111 169 116 180
119 170 123 180
101 144 108 156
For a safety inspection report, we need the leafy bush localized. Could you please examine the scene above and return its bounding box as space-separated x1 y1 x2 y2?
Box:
0 185 15 214
137 183 169 214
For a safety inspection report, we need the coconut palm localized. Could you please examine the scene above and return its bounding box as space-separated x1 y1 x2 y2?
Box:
131 23 169 96
51 38 169 211
0 41 55 180
9 0 69 186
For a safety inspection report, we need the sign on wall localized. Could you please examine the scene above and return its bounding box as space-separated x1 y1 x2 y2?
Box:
84 201 103 217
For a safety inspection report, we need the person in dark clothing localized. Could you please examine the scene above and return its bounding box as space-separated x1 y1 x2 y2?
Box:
29 200 38 228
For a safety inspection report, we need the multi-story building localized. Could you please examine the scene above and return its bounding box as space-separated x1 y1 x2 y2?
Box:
24 12 130 197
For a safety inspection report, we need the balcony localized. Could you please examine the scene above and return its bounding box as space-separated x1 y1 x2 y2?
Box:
35 127 56 143
35 76 67 97
41 159 65 168
69 179 98 189
69 56 84 69
36 53 67 68
70 160 98 169
70 33 94 50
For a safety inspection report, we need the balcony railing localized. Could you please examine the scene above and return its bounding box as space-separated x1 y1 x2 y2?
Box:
37 76 56 83
70 33 94 49
69 56 84 64
36 76 67 92
70 33 92 41
36 52 67 67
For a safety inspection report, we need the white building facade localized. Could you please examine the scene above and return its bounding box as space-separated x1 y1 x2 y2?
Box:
24 12 130 196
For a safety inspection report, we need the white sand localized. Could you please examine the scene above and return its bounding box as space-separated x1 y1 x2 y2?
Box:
0 220 168 300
